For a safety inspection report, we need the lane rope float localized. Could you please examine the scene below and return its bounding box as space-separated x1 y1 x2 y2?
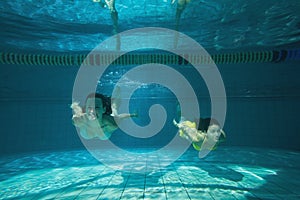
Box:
0 49 299 66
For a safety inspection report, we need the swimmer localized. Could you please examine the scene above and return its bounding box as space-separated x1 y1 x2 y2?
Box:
172 0 191 31
171 0 191 47
93 0 120 49
173 117 226 153
71 90 137 140
93 0 118 31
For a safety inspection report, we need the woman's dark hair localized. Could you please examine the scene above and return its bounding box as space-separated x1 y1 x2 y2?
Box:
198 118 220 132
84 93 112 115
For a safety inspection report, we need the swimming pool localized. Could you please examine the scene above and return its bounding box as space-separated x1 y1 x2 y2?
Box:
0 0 300 199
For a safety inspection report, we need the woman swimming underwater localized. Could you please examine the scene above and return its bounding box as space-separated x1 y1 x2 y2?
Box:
71 92 137 140
173 117 226 157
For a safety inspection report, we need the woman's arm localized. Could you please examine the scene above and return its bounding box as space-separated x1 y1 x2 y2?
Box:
173 119 205 142
110 86 137 119
181 125 204 142
111 101 137 119
70 102 89 127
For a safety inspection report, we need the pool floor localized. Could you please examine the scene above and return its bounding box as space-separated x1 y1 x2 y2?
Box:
0 147 299 200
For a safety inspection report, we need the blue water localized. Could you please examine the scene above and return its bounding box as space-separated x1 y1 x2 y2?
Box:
0 0 300 199
0 0 299 52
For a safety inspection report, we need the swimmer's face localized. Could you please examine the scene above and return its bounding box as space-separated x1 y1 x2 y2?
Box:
85 97 106 120
206 124 221 142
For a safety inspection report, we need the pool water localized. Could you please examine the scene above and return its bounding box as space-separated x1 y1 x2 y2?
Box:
0 1 300 200
1 147 299 200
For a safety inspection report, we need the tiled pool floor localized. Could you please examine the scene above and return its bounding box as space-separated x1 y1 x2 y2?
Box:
0 147 299 200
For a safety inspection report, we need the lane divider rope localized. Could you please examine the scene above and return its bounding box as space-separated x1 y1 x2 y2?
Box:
0 49 299 66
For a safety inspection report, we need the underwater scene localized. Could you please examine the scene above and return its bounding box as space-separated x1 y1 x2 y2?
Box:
0 0 300 199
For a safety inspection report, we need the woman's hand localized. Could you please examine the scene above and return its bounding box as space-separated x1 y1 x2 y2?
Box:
173 119 182 128
130 112 138 118
71 102 84 117
71 102 88 127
